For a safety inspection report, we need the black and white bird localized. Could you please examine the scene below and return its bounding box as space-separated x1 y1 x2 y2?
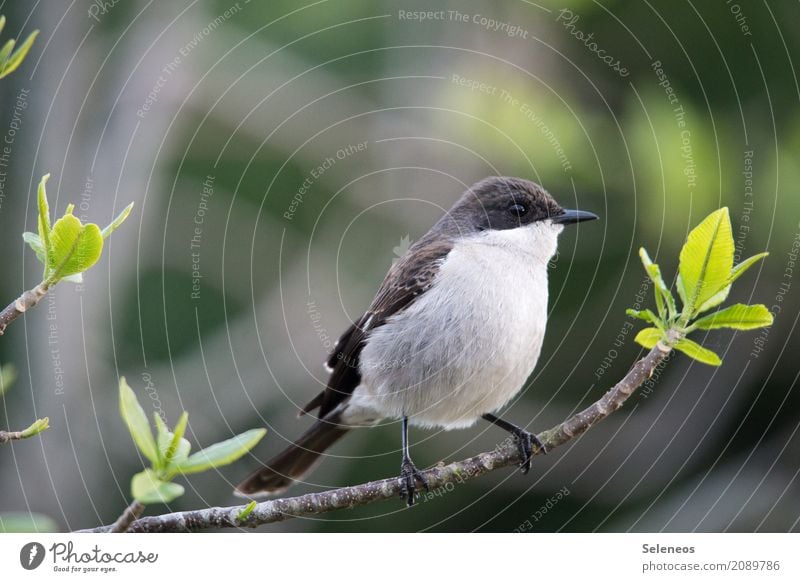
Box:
236 176 597 504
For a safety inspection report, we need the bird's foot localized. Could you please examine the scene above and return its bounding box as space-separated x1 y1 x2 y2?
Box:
511 428 547 475
399 458 429 507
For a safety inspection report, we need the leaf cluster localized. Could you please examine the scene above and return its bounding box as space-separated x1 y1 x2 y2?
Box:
628 208 773 366
0 15 38 79
119 378 266 504
23 174 133 286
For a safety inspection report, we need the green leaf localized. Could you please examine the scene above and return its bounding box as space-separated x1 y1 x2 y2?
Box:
729 252 769 285
156 430 190 469
0 363 17 396
0 15 5 37
119 377 158 464
679 208 734 316
131 469 185 504
0 512 59 533
166 412 189 463
172 411 188 442
37 174 51 265
170 437 191 466
20 417 49 438
47 214 103 282
676 274 688 311
692 252 770 315
0 29 38 79
626 308 661 327
0 38 13 66
22 232 46 264
101 202 134 239
694 285 731 315
692 303 774 331
28 173 132 284
153 413 169 468
153 412 169 439
154 412 190 468
673 338 722 366
639 248 676 319
236 501 257 523
172 428 266 475
634 327 663 349
639 248 663 312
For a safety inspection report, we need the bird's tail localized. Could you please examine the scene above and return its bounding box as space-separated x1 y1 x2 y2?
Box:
234 417 349 497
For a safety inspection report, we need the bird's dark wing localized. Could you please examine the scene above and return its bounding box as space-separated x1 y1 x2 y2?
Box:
300 239 453 418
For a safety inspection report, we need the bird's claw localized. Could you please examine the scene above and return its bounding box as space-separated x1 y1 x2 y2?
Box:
399 459 429 506
513 429 546 475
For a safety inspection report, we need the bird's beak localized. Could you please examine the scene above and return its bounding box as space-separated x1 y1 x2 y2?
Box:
551 209 599 225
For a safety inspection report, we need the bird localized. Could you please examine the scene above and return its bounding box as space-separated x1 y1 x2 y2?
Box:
236 176 598 505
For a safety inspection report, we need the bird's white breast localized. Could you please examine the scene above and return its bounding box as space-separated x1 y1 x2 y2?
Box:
354 221 563 429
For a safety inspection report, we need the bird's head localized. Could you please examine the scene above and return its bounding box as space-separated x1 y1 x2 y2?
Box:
429 176 598 257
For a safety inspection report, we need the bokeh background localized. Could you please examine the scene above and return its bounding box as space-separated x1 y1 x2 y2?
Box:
1 0 798 533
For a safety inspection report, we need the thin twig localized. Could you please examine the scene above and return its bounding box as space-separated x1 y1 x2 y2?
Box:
110 501 145 533
0 284 49 336
77 338 675 533
0 418 49 445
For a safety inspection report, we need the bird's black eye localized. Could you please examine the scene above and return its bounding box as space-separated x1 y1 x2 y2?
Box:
508 203 529 217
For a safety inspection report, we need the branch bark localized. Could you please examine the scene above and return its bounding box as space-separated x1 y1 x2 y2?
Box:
110 501 145 533
0 284 49 335
0 429 26 444
77 339 675 533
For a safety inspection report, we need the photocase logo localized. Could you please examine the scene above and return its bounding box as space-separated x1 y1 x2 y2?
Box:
392 234 413 266
19 542 46 570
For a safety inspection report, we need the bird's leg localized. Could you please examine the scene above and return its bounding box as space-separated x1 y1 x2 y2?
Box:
399 415 429 506
482 413 546 474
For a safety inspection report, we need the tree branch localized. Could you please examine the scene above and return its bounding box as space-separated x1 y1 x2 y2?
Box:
0 429 26 444
0 284 49 336
77 338 675 533
110 501 145 533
